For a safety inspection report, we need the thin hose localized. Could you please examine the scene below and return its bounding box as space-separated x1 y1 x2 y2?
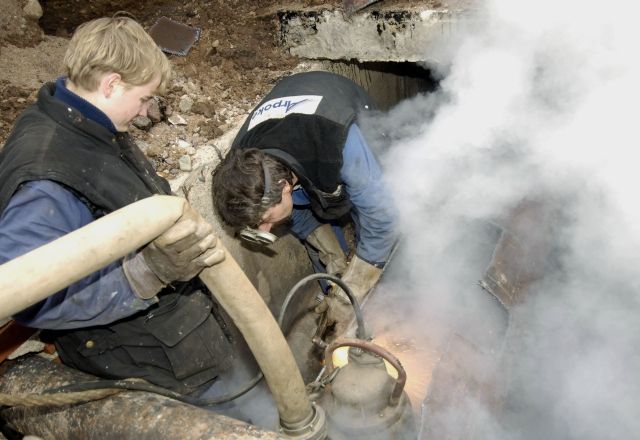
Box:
27 273 368 408
42 375 262 407
278 272 369 340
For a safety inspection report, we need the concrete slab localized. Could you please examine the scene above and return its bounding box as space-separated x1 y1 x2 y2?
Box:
277 0 480 62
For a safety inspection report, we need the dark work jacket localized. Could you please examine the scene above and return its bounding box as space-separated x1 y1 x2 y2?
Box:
0 83 233 394
232 71 376 220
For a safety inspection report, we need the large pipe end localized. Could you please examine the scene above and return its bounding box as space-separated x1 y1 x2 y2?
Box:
280 402 327 440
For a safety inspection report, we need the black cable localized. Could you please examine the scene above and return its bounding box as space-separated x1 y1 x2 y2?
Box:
42 272 369 407
44 373 263 407
278 272 369 340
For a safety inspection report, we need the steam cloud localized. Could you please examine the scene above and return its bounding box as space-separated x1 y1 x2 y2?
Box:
365 0 640 438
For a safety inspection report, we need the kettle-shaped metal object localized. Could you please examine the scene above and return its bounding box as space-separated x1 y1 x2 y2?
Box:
320 339 416 440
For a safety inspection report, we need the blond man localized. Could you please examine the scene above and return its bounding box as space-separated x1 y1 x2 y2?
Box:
0 17 230 394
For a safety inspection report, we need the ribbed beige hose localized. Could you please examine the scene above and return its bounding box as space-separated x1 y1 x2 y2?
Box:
200 262 313 428
0 195 314 433
0 195 185 320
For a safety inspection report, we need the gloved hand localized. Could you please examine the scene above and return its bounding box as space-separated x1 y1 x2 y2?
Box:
305 223 348 276
318 296 357 339
124 203 225 298
318 256 383 339
332 255 382 305
144 203 225 282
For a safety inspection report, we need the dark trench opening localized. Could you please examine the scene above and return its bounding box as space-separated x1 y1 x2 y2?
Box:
322 60 440 111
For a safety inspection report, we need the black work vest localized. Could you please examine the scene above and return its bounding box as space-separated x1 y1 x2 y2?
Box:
0 84 169 214
232 71 376 220
0 83 233 394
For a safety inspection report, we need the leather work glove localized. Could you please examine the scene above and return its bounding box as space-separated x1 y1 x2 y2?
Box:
319 255 383 338
305 223 348 276
318 296 358 339
124 203 225 299
332 255 382 305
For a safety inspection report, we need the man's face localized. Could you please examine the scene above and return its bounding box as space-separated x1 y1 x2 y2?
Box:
257 182 294 232
104 77 159 132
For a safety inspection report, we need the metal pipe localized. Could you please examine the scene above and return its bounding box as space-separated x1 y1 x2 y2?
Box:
0 195 323 438
0 195 185 321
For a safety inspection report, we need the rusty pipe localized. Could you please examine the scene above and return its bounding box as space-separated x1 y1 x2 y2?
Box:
0 195 323 438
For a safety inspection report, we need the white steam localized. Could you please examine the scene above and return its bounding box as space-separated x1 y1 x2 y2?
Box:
369 0 640 438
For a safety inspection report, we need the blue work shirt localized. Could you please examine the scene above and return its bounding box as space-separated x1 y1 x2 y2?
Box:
290 124 397 266
0 181 156 329
0 78 156 329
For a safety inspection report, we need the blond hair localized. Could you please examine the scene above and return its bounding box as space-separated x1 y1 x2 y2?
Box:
64 17 171 93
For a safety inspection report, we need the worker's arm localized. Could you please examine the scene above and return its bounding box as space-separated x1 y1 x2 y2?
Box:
289 193 323 240
0 180 157 329
340 124 398 267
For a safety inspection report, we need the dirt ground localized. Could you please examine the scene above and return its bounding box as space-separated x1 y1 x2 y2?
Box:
0 0 338 182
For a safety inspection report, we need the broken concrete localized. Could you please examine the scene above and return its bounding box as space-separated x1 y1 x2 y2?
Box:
279 1 479 63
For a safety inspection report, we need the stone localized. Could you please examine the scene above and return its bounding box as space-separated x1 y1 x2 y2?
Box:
177 139 192 150
179 155 193 172
132 116 152 130
186 81 201 95
8 339 45 360
168 114 187 126
147 99 163 122
193 144 218 165
23 0 43 19
146 145 163 157
197 122 223 139
179 94 194 113
191 100 216 118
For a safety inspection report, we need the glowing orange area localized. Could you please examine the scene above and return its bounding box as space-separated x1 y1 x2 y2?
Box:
332 346 349 368
373 331 441 413
331 346 398 378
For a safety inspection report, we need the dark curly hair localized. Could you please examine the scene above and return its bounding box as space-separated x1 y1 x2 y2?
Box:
211 148 293 227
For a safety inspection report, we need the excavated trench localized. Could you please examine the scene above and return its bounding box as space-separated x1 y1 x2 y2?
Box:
277 4 536 440
277 2 468 108
0 2 533 439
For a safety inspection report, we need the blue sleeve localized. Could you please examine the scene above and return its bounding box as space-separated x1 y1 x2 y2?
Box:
341 124 398 266
0 180 156 330
289 188 323 240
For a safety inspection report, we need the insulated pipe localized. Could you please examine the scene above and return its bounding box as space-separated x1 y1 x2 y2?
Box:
0 195 322 438
0 355 283 439
0 195 185 321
